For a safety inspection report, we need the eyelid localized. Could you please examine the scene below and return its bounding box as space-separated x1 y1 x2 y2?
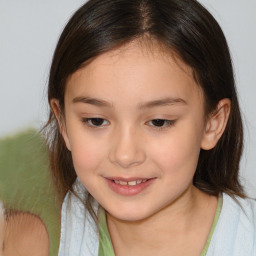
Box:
82 117 110 128
81 117 176 130
146 119 176 130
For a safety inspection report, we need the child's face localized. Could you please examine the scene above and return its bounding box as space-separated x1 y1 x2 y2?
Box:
60 41 209 221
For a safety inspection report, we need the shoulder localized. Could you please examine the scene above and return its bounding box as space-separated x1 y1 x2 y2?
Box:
3 210 49 256
207 193 256 255
222 193 256 222
221 193 256 236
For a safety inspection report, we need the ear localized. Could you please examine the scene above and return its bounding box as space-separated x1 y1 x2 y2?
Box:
201 98 231 150
50 99 71 151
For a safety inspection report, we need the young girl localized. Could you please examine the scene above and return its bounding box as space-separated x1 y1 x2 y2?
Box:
44 0 256 255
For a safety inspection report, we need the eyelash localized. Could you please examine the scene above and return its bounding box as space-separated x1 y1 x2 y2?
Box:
148 119 175 130
81 118 175 130
82 118 109 128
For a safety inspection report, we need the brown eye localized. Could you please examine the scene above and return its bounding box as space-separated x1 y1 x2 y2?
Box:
90 118 104 126
151 119 166 127
148 119 175 129
82 118 109 128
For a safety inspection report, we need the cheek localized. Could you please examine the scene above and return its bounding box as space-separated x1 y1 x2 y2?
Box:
70 138 107 193
69 133 106 177
149 126 202 177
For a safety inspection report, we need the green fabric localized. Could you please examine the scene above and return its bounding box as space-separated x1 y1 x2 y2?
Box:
0 129 60 256
98 195 223 256
98 206 115 256
200 194 223 255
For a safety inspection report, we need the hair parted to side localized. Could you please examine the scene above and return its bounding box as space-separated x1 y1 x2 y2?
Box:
43 0 245 215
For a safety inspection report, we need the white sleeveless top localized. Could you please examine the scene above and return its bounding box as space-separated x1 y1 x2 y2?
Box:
58 181 99 256
58 180 256 256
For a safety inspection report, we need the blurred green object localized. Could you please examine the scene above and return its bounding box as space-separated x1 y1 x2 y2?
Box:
0 129 60 256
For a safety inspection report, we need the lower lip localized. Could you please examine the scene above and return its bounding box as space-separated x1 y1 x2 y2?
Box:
106 178 156 196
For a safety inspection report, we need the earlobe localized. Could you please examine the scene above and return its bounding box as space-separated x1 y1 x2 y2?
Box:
201 98 231 150
50 99 71 151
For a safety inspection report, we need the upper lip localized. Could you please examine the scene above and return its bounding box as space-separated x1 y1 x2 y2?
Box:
105 177 155 182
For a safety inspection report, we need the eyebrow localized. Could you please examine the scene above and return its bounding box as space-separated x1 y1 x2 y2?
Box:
72 97 113 107
72 96 187 109
138 97 187 109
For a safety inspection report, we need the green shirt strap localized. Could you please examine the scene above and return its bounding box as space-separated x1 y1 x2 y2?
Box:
98 194 223 256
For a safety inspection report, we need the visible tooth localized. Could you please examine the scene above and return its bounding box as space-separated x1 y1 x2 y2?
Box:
136 180 142 184
120 181 128 185
128 181 137 186
114 180 120 184
142 179 147 183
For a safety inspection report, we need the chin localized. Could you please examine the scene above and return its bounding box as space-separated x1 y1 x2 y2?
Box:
111 213 148 222
107 205 154 222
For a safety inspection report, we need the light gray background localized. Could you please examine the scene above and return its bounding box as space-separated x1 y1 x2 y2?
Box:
0 0 255 196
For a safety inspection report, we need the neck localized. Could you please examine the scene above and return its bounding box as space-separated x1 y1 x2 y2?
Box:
107 186 217 255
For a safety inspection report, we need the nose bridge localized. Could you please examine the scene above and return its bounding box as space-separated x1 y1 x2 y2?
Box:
108 124 146 168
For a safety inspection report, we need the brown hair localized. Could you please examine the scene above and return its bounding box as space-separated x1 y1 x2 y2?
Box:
43 0 245 215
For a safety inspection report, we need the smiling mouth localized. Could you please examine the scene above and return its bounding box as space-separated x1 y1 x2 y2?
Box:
105 177 156 196
112 179 148 186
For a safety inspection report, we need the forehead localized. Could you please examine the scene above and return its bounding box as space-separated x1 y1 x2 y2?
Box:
65 40 203 107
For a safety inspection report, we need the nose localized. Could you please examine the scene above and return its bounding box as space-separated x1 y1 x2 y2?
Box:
108 126 146 169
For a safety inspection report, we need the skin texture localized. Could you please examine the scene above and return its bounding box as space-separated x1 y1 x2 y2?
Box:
0 203 3 256
2 212 49 256
52 40 231 255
